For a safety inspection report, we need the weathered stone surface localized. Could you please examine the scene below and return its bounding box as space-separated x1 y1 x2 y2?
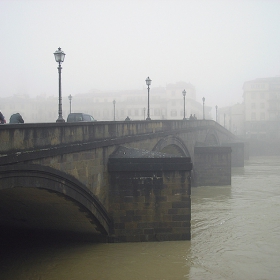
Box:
0 120 241 242
108 149 192 242
194 146 231 186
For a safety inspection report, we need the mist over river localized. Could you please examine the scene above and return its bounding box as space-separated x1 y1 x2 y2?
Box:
0 156 280 280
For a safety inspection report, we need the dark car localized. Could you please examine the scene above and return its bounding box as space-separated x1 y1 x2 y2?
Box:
67 113 96 122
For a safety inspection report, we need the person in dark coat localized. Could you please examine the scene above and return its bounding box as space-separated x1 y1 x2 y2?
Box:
0 110 6 124
9 113 24 124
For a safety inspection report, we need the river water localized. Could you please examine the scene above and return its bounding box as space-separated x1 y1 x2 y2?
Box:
0 156 280 280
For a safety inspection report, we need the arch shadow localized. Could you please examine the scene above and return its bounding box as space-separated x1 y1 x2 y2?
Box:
152 136 190 157
204 129 220 146
0 164 111 239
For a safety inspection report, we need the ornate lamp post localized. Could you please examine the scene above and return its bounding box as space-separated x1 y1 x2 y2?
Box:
68 94 72 114
54 47 66 123
182 89 186 120
215 105 218 122
113 100 116 121
145 77 152 120
202 97 205 120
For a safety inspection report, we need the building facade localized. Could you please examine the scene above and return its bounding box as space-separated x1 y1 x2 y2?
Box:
1 82 211 123
243 76 280 141
217 103 245 136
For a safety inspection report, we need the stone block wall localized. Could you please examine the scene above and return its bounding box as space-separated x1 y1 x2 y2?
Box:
108 157 192 242
194 146 231 186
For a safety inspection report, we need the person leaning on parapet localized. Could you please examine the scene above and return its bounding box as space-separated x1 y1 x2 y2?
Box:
9 113 24 124
0 110 6 124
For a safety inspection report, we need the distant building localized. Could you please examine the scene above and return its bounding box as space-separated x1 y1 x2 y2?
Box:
1 94 57 123
243 76 280 140
165 82 209 120
0 81 212 123
241 76 280 155
217 103 245 136
0 82 211 123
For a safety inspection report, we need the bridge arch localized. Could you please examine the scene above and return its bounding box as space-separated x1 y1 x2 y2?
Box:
152 136 190 157
204 129 220 146
0 164 111 240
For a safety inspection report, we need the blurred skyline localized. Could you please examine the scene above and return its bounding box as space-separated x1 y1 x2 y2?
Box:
1 0 280 108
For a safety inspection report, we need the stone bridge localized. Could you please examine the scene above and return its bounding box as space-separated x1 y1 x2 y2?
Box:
0 120 243 242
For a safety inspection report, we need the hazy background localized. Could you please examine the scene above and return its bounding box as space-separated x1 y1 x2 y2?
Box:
1 0 280 108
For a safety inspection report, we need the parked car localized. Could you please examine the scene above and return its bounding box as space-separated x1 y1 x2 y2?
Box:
67 113 96 122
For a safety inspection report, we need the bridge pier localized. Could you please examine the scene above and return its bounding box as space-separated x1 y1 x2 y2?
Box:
221 142 245 167
108 147 192 242
194 146 232 186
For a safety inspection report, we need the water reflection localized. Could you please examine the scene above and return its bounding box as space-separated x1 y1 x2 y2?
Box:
0 240 191 280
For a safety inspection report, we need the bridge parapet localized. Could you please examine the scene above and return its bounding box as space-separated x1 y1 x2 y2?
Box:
0 120 236 154
0 121 172 152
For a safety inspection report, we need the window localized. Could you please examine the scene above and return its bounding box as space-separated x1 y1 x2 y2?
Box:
251 103 256 109
260 103 265 109
260 112 265 120
251 84 265 89
251 112 256 120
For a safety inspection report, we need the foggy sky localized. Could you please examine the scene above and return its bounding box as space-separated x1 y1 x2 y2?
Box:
1 0 280 108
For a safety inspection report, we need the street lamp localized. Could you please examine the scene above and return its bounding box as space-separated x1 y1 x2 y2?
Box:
68 94 72 114
202 97 205 120
182 89 186 120
54 47 66 123
113 100 116 121
145 77 152 120
215 105 218 122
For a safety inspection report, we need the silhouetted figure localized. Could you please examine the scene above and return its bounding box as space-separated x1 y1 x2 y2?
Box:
193 114 197 120
0 110 6 124
9 113 24 124
189 114 194 120
125 116 131 121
